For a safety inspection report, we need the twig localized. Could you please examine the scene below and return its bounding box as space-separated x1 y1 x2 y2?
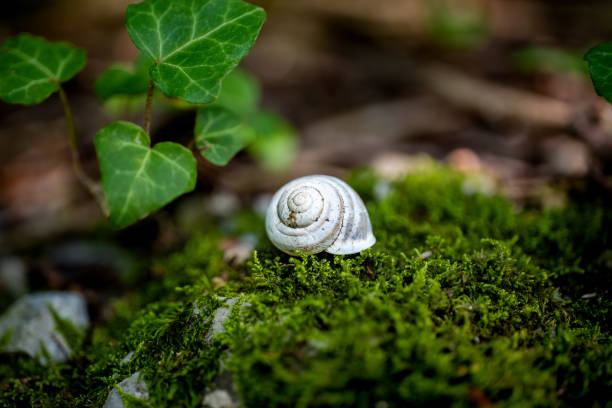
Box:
58 86 109 215
416 64 575 128
144 80 155 134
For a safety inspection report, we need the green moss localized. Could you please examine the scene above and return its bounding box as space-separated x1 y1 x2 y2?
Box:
49 305 85 351
1 161 610 407
120 391 151 408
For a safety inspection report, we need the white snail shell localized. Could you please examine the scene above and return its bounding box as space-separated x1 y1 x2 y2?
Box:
265 175 376 255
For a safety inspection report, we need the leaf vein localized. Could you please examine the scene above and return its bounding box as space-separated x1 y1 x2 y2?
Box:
162 8 259 61
150 149 191 177
9 48 55 78
117 150 151 223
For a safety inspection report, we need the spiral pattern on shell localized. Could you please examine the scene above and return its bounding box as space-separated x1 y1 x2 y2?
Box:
265 175 376 255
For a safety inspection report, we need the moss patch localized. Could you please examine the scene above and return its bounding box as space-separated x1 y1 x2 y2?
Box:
1 162 610 407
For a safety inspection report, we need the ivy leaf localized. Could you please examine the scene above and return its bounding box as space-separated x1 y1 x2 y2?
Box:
215 68 260 115
125 0 265 104
585 43 612 104
0 33 86 105
195 105 255 166
94 54 152 100
162 67 260 112
95 121 197 228
248 111 297 172
514 46 587 77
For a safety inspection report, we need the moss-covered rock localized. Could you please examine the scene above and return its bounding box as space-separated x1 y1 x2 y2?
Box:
1 162 610 407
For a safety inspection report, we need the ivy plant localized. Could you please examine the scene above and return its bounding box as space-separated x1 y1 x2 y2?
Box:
585 42 612 104
96 58 297 173
0 33 85 104
94 54 152 101
126 0 264 104
95 121 197 228
194 106 255 166
0 0 267 228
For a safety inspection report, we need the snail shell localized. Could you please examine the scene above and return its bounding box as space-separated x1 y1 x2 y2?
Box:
265 175 376 255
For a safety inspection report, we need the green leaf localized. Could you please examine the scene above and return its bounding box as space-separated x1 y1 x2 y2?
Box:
94 54 152 100
514 46 587 76
195 105 255 166
95 121 197 228
125 0 266 104
100 93 149 117
429 5 488 50
585 43 612 104
248 111 297 172
0 33 86 105
215 68 260 115
160 67 260 111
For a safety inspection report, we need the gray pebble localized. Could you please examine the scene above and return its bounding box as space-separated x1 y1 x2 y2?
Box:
103 371 149 408
0 291 89 364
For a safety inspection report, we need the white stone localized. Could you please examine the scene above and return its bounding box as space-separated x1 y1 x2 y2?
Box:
205 297 248 342
207 191 241 218
202 389 238 408
0 257 28 297
0 292 89 364
119 351 135 366
103 371 149 408
373 179 392 202
201 362 242 408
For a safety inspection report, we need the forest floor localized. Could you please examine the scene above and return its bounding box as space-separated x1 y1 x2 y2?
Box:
1 162 610 407
1 1 612 406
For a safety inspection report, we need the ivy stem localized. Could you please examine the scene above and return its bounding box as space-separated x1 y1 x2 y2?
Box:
144 80 155 135
58 85 109 216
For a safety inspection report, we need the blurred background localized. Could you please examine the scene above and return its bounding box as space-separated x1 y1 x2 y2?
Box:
1 0 612 312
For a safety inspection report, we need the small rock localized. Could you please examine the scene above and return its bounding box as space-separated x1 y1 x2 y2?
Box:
446 148 483 173
542 136 589 177
202 389 238 408
0 292 89 364
461 175 496 197
103 371 149 408
373 179 392 202
419 251 432 259
371 153 432 179
120 351 135 366
194 297 250 343
202 362 242 408
0 256 28 297
207 191 241 218
206 297 240 342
